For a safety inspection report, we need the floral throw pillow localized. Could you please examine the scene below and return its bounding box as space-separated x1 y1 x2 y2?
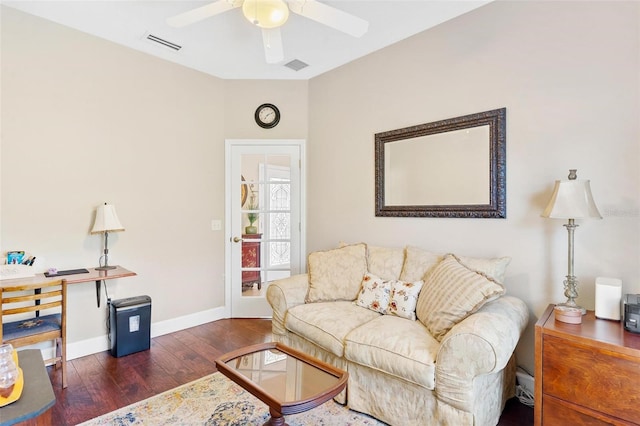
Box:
355 274 424 320
355 273 391 314
387 279 424 320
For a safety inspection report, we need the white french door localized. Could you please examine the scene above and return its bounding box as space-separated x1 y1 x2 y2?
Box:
225 140 305 318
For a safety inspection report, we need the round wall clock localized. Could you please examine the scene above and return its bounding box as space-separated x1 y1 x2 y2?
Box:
255 103 280 129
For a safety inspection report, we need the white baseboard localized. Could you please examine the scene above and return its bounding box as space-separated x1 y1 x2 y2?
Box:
38 306 229 361
149 305 227 339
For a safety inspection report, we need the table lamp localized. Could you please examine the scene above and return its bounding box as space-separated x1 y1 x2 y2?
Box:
91 203 125 271
541 169 602 313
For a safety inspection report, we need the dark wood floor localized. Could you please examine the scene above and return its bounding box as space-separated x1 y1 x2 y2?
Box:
47 318 533 425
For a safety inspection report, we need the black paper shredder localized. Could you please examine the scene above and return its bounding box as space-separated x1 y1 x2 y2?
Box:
109 295 151 357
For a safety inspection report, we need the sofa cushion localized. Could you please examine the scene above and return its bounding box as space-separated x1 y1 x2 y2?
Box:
339 242 405 280
355 273 392 314
344 315 439 390
400 246 511 284
306 243 368 303
399 246 443 282
387 279 424 320
286 301 380 357
457 254 511 284
416 254 506 341
367 245 405 280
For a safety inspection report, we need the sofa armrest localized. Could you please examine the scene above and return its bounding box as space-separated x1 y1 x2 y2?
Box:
266 274 309 336
435 296 528 410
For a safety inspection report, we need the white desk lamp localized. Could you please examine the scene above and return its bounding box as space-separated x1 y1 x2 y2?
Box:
91 203 125 271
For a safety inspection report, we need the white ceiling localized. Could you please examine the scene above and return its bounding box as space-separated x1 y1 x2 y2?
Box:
3 0 492 80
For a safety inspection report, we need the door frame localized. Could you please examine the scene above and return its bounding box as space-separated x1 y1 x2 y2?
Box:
224 139 306 318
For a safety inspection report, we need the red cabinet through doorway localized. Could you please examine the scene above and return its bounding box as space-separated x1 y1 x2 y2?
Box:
242 234 261 290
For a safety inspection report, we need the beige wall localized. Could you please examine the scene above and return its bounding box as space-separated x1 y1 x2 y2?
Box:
0 7 308 352
2 1 639 376
1 6 225 343
308 1 640 372
223 80 308 140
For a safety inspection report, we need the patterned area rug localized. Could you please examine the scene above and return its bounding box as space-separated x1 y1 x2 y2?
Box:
78 372 386 425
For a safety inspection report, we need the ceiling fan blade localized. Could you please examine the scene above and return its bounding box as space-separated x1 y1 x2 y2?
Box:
262 28 284 64
288 0 368 38
166 1 239 28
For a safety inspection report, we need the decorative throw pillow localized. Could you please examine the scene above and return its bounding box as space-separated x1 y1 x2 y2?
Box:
355 273 391 314
306 243 368 303
399 246 443 282
387 279 424 320
456 255 511 284
416 254 506 341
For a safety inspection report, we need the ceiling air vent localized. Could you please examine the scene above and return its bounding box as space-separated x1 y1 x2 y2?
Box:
284 59 309 71
145 33 182 51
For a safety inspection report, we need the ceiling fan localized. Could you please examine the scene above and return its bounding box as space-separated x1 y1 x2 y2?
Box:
166 0 369 64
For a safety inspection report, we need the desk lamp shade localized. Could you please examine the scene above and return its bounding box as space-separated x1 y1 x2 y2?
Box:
541 174 602 220
91 203 124 270
542 169 601 313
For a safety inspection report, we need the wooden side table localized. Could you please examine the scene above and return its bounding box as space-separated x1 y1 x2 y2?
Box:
535 304 640 425
0 350 55 426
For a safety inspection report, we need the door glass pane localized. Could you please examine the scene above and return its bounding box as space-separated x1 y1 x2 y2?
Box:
240 153 292 297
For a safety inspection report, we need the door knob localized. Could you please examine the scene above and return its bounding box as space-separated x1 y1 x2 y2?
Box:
232 236 243 243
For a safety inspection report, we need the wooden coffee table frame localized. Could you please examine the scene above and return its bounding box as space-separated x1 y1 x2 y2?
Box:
215 342 348 426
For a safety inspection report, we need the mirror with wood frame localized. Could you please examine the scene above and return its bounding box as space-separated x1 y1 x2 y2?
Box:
375 108 506 218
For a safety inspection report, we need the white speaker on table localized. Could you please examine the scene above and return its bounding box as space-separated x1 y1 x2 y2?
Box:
595 277 622 320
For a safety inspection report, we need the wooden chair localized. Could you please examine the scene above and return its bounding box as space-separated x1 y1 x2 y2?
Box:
1 279 67 388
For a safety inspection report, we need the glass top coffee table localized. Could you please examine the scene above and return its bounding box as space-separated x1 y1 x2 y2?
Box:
215 342 348 426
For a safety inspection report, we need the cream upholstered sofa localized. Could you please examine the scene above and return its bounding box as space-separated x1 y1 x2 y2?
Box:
266 243 529 426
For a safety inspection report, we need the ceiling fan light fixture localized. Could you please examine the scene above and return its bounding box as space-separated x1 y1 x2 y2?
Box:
242 0 289 29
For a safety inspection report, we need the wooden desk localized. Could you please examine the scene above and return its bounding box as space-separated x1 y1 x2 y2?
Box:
0 350 55 426
0 266 136 308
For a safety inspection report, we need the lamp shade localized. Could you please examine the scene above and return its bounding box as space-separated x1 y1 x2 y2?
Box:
541 179 602 220
91 203 125 234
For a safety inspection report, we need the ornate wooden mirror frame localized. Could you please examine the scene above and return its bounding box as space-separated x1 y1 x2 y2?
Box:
375 108 506 218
